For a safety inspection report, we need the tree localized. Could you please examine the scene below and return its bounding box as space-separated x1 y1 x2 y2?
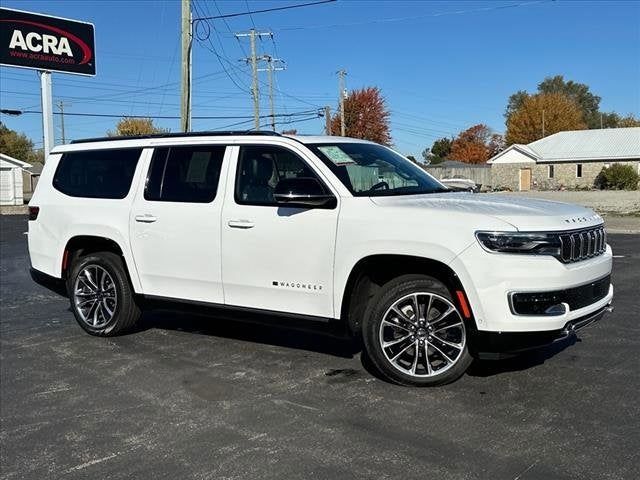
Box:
449 124 497 164
107 117 169 137
504 75 635 130
406 155 418 164
617 114 640 128
537 75 601 128
505 93 586 145
422 137 452 164
488 133 505 158
330 87 391 145
0 122 35 161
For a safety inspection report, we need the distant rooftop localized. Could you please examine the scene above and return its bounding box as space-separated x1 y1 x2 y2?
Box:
489 127 640 163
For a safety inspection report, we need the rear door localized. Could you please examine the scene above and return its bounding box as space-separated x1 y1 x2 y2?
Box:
129 144 230 303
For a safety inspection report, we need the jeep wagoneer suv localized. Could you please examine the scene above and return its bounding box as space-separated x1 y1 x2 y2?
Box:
28 131 614 386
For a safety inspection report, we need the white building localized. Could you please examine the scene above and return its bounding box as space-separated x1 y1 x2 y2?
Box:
488 127 640 191
0 153 32 206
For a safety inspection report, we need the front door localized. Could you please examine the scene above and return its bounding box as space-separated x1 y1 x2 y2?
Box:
519 168 532 191
129 145 230 303
221 144 339 318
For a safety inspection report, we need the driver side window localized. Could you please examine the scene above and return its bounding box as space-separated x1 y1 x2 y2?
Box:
235 145 325 206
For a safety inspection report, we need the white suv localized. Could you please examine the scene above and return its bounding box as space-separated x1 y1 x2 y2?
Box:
28 132 614 386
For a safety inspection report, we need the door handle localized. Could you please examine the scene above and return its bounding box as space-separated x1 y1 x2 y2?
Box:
135 214 157 223
227 219 255 229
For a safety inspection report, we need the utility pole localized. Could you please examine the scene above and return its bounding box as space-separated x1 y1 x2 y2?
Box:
600 113 603 129
236 29 273 130
56 100 68 144
337 69 347 136
542 109 545 138
324 106 331 135
180 0 192 132
258 56 286 131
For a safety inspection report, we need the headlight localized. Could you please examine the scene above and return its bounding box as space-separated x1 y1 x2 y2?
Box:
476 231 561 258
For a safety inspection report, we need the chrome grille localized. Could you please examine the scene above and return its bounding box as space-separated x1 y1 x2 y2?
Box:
559 225 606 263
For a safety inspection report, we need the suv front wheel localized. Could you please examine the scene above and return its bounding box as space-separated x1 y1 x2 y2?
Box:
67 251 141 336
363 274 472 386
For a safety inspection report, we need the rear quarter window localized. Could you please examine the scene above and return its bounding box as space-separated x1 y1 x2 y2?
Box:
53 148 142 199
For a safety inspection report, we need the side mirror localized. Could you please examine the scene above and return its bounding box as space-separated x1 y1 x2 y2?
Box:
273 177 336 208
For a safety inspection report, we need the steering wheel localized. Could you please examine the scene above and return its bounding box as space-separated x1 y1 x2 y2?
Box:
369 181 389 192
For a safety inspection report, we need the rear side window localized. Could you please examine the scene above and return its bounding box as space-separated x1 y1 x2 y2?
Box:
53 148 142 199
145 146 225 203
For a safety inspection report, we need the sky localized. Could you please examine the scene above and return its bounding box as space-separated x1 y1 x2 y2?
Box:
1 0 639 157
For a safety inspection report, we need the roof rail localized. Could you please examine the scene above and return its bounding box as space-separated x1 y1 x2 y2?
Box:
69 130 281 145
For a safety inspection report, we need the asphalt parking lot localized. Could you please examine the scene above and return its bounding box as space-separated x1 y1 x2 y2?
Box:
1 215 638 480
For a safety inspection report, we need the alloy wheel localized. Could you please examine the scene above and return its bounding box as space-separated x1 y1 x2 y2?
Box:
73 265 118 328
378 292 466 377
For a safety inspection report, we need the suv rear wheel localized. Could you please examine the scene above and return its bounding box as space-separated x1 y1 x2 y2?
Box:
362 274 472 386
67 251 141 336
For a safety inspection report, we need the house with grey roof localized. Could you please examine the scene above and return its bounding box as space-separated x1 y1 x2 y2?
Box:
487 127 640 191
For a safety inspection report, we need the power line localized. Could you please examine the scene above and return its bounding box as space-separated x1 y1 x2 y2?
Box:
192 0 335 21
272 0 550 31
1 108 321 120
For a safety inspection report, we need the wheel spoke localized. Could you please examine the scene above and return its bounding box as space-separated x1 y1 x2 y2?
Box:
381 319 411 333
433 321 463 333
77 298 96 308
410 341 419 374
84 268 98 290
430 305 455 325
412 294 421 321
102 299 114 317
390 341 414 363
429 341 454 364
390 306 413 327
382 333 412 349
431 334 463 350
423 342 432 375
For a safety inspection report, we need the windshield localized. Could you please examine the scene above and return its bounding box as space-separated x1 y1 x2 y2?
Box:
308 142 448 196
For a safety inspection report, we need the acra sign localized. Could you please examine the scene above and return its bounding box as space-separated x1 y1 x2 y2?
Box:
9 30 73 57
0 8 95 76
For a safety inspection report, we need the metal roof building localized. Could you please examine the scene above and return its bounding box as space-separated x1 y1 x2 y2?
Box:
487 127 640 191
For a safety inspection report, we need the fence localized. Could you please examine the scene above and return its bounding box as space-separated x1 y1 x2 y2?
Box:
423 165 492 189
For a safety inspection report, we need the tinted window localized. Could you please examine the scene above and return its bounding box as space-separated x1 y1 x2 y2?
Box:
53 148 141 199
145 146 225 203
308 143 448 196
236 145 328 206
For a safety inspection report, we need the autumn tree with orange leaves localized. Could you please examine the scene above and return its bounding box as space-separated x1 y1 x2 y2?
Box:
331 87 391 145
448 124 503 164
506 93 586 145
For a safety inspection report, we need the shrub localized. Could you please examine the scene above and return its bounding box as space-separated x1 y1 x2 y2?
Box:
594 164 639 190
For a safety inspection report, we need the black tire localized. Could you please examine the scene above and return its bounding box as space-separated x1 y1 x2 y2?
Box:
67 251 141 336
362 274 472 387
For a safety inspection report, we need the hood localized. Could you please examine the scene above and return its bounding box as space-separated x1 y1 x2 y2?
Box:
369 193 603 231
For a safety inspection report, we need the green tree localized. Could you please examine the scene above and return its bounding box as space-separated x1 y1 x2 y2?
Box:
617 114 640 127
107 117 169 137
537 75 601 128
505 75 635 130
0 122 35 161
422 137 452 164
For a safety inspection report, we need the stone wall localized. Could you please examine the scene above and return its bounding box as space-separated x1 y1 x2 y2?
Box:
490 160 640 191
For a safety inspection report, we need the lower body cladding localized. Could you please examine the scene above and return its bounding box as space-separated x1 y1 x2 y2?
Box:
450 241 614 359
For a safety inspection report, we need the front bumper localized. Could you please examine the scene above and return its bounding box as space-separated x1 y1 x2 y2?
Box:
450 240 614 332
471 305 612 360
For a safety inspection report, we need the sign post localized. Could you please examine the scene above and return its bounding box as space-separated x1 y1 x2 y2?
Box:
0 7 96 158
39 71 54 157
